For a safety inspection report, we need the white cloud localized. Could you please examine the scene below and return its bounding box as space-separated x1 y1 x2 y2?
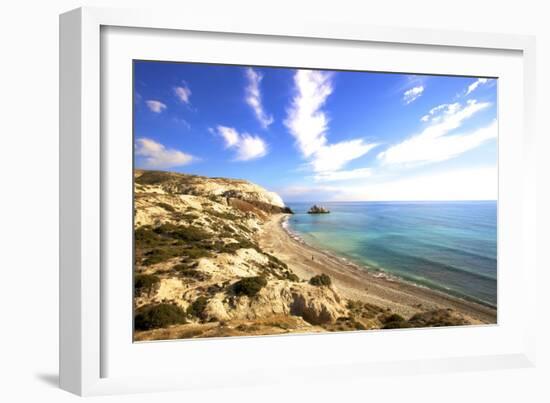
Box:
173 117 191 129
135 138 195 168
420 103 460 122
313 167 372 182
465 78 488 96
245 68 274 129
174 83 192 104
284 69 332 158
331 166 497 201
379 100 494 165
145 100 167 113
217 126 240 148
234 134 268 161
310 139 378 173
403 85 424 104
215 125 268 161
284 69 377 177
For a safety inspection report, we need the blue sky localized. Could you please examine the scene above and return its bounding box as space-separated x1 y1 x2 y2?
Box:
134 61 497 202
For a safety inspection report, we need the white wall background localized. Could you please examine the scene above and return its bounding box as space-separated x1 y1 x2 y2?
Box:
0 0 547 401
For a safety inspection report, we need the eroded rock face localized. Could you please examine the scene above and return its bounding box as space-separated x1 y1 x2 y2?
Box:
198 280 348 325
289 285 345 325
204 298 231 322
135 169 286 208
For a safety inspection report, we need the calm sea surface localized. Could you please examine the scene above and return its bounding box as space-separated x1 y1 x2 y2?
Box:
286 201 497 307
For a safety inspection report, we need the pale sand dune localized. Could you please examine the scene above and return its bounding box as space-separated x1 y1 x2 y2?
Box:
258 214 497 323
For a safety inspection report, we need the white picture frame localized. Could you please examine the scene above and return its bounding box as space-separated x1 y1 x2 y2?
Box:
59 6 537 396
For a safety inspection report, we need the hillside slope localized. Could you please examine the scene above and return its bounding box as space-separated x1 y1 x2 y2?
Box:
133 170 470 340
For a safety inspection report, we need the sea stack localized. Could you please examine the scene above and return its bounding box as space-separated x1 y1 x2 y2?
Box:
308 204 330 214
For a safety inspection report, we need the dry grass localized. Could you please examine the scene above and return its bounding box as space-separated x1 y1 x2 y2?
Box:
134 315 325 341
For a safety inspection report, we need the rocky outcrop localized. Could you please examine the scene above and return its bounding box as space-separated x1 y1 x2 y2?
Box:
308 204 330 214
199 280 347 325
135 169 286 208
133 169 349 339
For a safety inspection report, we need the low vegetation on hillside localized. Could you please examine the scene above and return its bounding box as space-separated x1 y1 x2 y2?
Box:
133 169 472 340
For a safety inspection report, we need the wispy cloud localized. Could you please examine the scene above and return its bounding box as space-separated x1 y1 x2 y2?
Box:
282 165 496 201
174 82 192 104
330 166 497 201
145 100 167 113
465 78 488 96
310 140 377 173
378 100 495 165
284 70 332 158
284 70 377 179
245 68 274 129
172 117 191 129
313 167 372 182
135 138 196 168
403 85 424 104
420 103 460 122
217 126 240 148
215 125 268 161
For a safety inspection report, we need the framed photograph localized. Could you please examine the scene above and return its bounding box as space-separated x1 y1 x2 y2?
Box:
60 7 537 396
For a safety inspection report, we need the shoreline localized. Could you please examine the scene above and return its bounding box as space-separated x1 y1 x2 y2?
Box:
258 214 497 324
281 215 496 310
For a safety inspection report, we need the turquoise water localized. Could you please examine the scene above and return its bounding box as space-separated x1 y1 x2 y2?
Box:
286 201 497 307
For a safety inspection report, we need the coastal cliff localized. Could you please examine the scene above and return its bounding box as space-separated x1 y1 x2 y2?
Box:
133 170 476 340
134 170 350 339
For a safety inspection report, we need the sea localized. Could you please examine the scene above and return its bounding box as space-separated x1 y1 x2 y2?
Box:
285 201 497 308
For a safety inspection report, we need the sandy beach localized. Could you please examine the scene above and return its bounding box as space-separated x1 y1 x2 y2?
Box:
258 214 497 324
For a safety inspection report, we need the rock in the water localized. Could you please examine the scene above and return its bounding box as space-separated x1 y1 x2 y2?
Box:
307 204 330 214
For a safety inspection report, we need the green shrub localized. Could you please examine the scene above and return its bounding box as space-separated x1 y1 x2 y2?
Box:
266 253 289 271
234 276 268 297
309 274 332 287
207 209 239 221
383 313 405 323
157 202 175 212
134 274 160 296
382 320 411 329
381 312 410 329
286 273 300 282
172 263 192 274
236 223 252 234
222 224 234 234
173 263 208 280
135 226 162 245
186 296 209 319
407 309 469 328
346 300 364 311
135 224 212 265
135 171 173 185
142 248 181 266
180 246 211 261
207 195 222 203
134 303 187 330
218 238 259 254
172 212 199 222
153 224 211 242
